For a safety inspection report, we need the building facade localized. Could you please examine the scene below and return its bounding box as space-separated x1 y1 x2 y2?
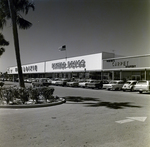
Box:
103 54 150 81
7 52 150 81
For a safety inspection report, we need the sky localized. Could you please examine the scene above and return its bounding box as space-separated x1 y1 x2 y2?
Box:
0 0 150 72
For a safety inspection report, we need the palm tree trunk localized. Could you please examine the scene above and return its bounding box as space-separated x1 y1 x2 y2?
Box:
8 0 25 87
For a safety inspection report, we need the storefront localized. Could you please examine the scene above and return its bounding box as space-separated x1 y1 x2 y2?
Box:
7 62 46 81
7 52 150 81
103 54 150 81
45 53 107 79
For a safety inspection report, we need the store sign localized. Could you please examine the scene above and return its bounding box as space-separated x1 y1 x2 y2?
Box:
46 53 102 72
109 60 136 68
8 62 45 74
103 55 150 69
52 59 86 70
15 65 38 72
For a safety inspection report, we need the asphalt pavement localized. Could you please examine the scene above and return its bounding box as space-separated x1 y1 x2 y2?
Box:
0 82 150 147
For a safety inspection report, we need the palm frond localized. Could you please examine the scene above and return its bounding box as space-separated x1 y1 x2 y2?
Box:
0 33 9 46
0 19 6 29
17 17 32 29
0 1 10 29
0 0 34 30
0 47 5 56
14 0 35 15
25 2 35 14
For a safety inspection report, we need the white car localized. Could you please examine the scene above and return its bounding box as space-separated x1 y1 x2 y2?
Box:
66 80 79 87
134 80 150 93
55 78 70 86
78 79 93 88
51 78 59 85
122 80 137 92
104 80 124 90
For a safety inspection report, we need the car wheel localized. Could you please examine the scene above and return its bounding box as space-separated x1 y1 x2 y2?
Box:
130 87 133 92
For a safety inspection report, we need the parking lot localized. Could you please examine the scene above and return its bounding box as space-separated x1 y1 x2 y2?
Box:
0 82 150 147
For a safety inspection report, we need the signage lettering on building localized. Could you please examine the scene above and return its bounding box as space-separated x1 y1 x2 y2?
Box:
15 65 38 72
52 59 86 70
112 61 129 67
106 60 136 68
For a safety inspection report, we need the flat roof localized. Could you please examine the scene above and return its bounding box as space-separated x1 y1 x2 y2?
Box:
103 54 150 61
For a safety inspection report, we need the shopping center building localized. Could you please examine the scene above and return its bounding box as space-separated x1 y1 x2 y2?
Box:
7 52 150 81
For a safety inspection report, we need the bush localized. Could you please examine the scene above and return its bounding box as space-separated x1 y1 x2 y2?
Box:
0 86 55 105
29 87 40 103
0 82 4 87
29 87 55 103
40 87 55 102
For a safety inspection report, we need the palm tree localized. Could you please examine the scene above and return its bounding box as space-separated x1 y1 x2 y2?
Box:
0 0 34 87
0 33 9 56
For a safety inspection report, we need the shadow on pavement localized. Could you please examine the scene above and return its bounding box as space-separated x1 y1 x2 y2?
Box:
64 96 99 102
64 96 142 109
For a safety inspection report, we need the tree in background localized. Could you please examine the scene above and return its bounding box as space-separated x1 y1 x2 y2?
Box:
0 0 34 87
0 33 9 56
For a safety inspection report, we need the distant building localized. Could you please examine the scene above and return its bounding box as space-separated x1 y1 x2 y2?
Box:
7 52 150 81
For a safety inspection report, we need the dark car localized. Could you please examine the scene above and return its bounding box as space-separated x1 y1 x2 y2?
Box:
86 80 103 89
55 78 70 86
31 78 51 87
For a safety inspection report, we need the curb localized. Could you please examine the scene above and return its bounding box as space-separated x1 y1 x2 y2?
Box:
0 98 66 109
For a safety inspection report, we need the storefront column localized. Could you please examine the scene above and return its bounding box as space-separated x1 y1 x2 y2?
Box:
112 71 114 80
13 75 15 82
84 68 86 79
145 69 147 80
101 71 103 80
120 70 122 80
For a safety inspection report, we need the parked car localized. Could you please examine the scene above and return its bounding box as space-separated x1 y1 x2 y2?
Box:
103 80 111 89
78 79 93 88
31 78 51 87
86 80 103 89
134 80 150 93
66 80 79 87
51 78 59 85
122 80 137 91
14 78 19 82
55 78 70 86
103 80 124 90
26 78 35 83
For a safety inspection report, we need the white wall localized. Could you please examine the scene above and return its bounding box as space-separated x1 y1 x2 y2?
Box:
7 53 104 74
103 54 150 70
46 53 102 73
8 62 45 74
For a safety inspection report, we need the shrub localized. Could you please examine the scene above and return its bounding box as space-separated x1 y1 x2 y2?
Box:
18 87 29 104
0 82 4 87
40 87 55 102
29 87 55 103
2 87 14 104
0 86 55 105
29 87 40 103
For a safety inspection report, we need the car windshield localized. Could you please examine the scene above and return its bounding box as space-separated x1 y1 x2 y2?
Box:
125 82 131 84
138 81 147 84
42 79 47 82
110 81 117 84
91 81 96 83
